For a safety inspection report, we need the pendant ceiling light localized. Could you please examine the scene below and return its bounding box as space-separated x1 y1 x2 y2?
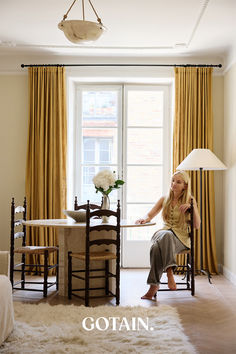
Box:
58 0 106 44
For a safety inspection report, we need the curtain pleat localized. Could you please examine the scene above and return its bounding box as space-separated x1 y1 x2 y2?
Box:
173 67 218 274
25 67 67 273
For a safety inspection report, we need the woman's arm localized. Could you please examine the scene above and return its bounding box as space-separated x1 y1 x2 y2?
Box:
135 196 165 224
179 196 201 229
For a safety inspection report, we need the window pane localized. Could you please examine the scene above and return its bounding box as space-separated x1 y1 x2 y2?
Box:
127 91 163 126
83 138 95 163
127 128 163 164
82 91 118 126
99 139 112 163
82 128 117 164
82 166 99 203
126 204 162 240
83 166 95 184
127 166 162 203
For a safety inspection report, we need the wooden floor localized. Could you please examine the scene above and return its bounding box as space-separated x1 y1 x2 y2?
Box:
12 269 236 354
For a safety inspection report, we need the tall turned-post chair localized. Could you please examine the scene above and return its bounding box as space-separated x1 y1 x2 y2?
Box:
156 198 195 296
68 200 121 306
10 197 59 297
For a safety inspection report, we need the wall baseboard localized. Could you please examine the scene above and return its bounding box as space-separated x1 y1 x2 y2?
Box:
217 263 223 274
223 266 236 286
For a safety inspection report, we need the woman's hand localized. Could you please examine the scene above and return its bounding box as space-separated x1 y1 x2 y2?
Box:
179 203 191 214
135 217 150 225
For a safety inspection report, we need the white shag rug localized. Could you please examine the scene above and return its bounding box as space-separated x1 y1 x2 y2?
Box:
1 302 196 354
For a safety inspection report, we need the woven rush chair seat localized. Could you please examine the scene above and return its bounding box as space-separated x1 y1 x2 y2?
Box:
68 199 121 306
10 197 59 297
70 251 117 261
15 246 58 254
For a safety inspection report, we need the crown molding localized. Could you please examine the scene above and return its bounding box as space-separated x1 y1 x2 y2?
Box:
223 46 236 74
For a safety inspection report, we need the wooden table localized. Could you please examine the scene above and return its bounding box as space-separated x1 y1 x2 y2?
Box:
24 218 155 296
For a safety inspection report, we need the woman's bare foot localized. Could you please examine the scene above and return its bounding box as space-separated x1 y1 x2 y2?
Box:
141 284 159 300
167 268 177 290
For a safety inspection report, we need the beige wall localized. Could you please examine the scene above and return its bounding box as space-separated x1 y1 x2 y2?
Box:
0 74 28 251
223 62 236 283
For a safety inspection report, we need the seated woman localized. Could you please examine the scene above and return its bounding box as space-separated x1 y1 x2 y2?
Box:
136 170 200 300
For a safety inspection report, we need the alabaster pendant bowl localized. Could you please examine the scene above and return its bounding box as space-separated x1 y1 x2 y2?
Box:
63 210 86 222
58 19 105 44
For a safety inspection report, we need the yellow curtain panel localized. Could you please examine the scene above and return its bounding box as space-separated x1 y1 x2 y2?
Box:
173 67 218 274
25 67 67 272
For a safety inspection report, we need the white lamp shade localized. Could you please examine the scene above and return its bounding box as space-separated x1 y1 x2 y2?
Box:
176 149 227 171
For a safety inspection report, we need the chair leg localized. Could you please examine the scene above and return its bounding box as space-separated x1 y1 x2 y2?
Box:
56 249 59 291
68 252 72 299
43 250 48 298
85 259 89 307
116 258 120 306
186 254 190 289
21 253 25 289
10 253 14 288
191 257 195 296
105 260 109 295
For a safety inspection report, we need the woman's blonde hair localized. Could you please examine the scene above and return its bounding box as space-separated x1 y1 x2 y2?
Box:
162 171 192 227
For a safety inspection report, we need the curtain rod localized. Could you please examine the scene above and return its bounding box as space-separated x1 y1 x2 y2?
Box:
21 63 222 68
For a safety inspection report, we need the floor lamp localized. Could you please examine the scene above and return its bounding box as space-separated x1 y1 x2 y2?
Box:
176 149 226 282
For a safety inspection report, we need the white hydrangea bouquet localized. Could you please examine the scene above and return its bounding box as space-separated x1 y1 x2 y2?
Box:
92 169 125 196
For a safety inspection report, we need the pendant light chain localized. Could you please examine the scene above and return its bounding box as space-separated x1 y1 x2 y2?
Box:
88 0 102 24
62 0 102 24
63 0 77 20
82 0 85 21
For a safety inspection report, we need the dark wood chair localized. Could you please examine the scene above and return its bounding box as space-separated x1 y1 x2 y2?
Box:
10 197 59 297
68 200 121 306
74 196 102 211
157 198 195 296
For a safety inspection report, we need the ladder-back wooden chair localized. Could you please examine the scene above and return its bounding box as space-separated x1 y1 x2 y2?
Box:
74 196 102 211
68 200 121 306
10 197 59 297
156 198 195 296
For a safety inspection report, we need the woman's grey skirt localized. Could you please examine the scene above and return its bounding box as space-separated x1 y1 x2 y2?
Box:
147 229 188 285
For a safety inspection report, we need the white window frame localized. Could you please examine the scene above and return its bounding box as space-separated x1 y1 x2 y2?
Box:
122 84 171 217
122 84 171 267
67 81 173 267
72 84 123 205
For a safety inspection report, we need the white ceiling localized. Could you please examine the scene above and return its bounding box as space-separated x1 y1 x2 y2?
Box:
0 0 235 64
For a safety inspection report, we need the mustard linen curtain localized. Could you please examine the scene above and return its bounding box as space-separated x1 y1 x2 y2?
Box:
25 67 67 271
173 67 218 274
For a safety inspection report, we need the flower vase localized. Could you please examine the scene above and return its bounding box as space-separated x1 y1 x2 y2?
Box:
101 194 110 223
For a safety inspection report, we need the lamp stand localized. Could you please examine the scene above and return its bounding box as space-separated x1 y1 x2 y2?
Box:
198 167 212 283
176 149 227 283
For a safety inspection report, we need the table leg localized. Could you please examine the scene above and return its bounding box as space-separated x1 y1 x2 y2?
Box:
58 228 70 296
